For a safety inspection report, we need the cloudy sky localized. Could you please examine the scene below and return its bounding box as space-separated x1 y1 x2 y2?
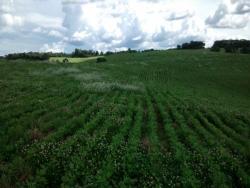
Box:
0 0 250 55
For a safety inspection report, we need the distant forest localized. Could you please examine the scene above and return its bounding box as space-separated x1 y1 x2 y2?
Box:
177 41 205 49
211 40 250 53
2 39 250 61
176 40 250 53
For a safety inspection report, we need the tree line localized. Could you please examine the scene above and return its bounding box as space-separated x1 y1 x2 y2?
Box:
177 41 205 50
211 40 250 54
5 52 50 61
4 50 102 61
2 39 250 61
176 40 250 54
2 48 158 60
72 49 103 57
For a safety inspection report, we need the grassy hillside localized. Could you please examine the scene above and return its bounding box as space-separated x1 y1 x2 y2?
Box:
0 50 249 187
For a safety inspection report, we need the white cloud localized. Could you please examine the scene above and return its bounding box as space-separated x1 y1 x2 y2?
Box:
233 0 250 14
0 0 23 28
25 13 63 29
72 31 91 41
0 13 22 27
0 0 250 55
40 41 65 53
206 0 250 29
166 11 193 21
61 0 206 51
48 30 64 38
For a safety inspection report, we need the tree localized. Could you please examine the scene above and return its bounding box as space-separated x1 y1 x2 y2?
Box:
225 46 234 53
127 48 137 53
143 49 154 52
5 52 50 61
211 39 250 54
72 48 99 57
211 46 220 52
105 51 114 56
96 57 107 63
63 58 69 63
240 47 250 54
177 41 205 50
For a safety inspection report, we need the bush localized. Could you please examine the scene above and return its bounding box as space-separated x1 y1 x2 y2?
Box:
225 46 235 53
63 58 69 63
72 49 99 57
177 41 205 50
96 57 107 63
211 46 220 52
5 52 49 61
240 47 250 54
143 49 155 52
211 40 250 54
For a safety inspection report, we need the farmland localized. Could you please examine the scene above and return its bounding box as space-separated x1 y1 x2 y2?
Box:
0 49 250 187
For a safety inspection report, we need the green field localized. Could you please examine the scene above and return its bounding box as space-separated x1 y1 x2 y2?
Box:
49 56 103 63
0 50 250 187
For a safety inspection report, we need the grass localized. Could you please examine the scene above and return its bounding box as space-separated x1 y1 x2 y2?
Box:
49 56 103 63
0 49 249 187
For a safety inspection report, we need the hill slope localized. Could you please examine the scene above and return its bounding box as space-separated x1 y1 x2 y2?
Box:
0 50 250 187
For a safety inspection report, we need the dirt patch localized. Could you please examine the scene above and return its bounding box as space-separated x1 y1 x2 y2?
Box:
141 137 151 152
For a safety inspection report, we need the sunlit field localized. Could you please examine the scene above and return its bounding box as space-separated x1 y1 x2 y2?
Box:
49 56 103 63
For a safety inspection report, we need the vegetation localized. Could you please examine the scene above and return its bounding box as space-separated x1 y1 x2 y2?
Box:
4 39 250 63
4 49 101 62
49 56 102 63
177 41 205 50
211 39 250 54
0 49 249 187
96 57 107 63
5 52 50 61
72 49 100 57
62 58 69 64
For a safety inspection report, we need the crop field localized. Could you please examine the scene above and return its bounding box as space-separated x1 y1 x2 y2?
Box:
49 56 103 63
0 50 250 187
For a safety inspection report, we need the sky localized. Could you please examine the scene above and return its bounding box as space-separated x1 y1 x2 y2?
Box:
0 0 250 55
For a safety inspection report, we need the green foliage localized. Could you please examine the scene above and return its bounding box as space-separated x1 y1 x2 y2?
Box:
211 46 220 52
72 48 99 57
96 57 107 63
240 47 250 54
62 58 69 63
212 39 250 54
5 52 50 61
178 41 205 49
0 49 250 187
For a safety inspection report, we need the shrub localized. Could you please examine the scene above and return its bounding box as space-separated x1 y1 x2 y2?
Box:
96 57 107 63
211 46 220 52
72 48 99 57
63 58 69 63
5 52 49 61
177 41 205 50
240 47 250 54
211 39 250 54
225 46 235 53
